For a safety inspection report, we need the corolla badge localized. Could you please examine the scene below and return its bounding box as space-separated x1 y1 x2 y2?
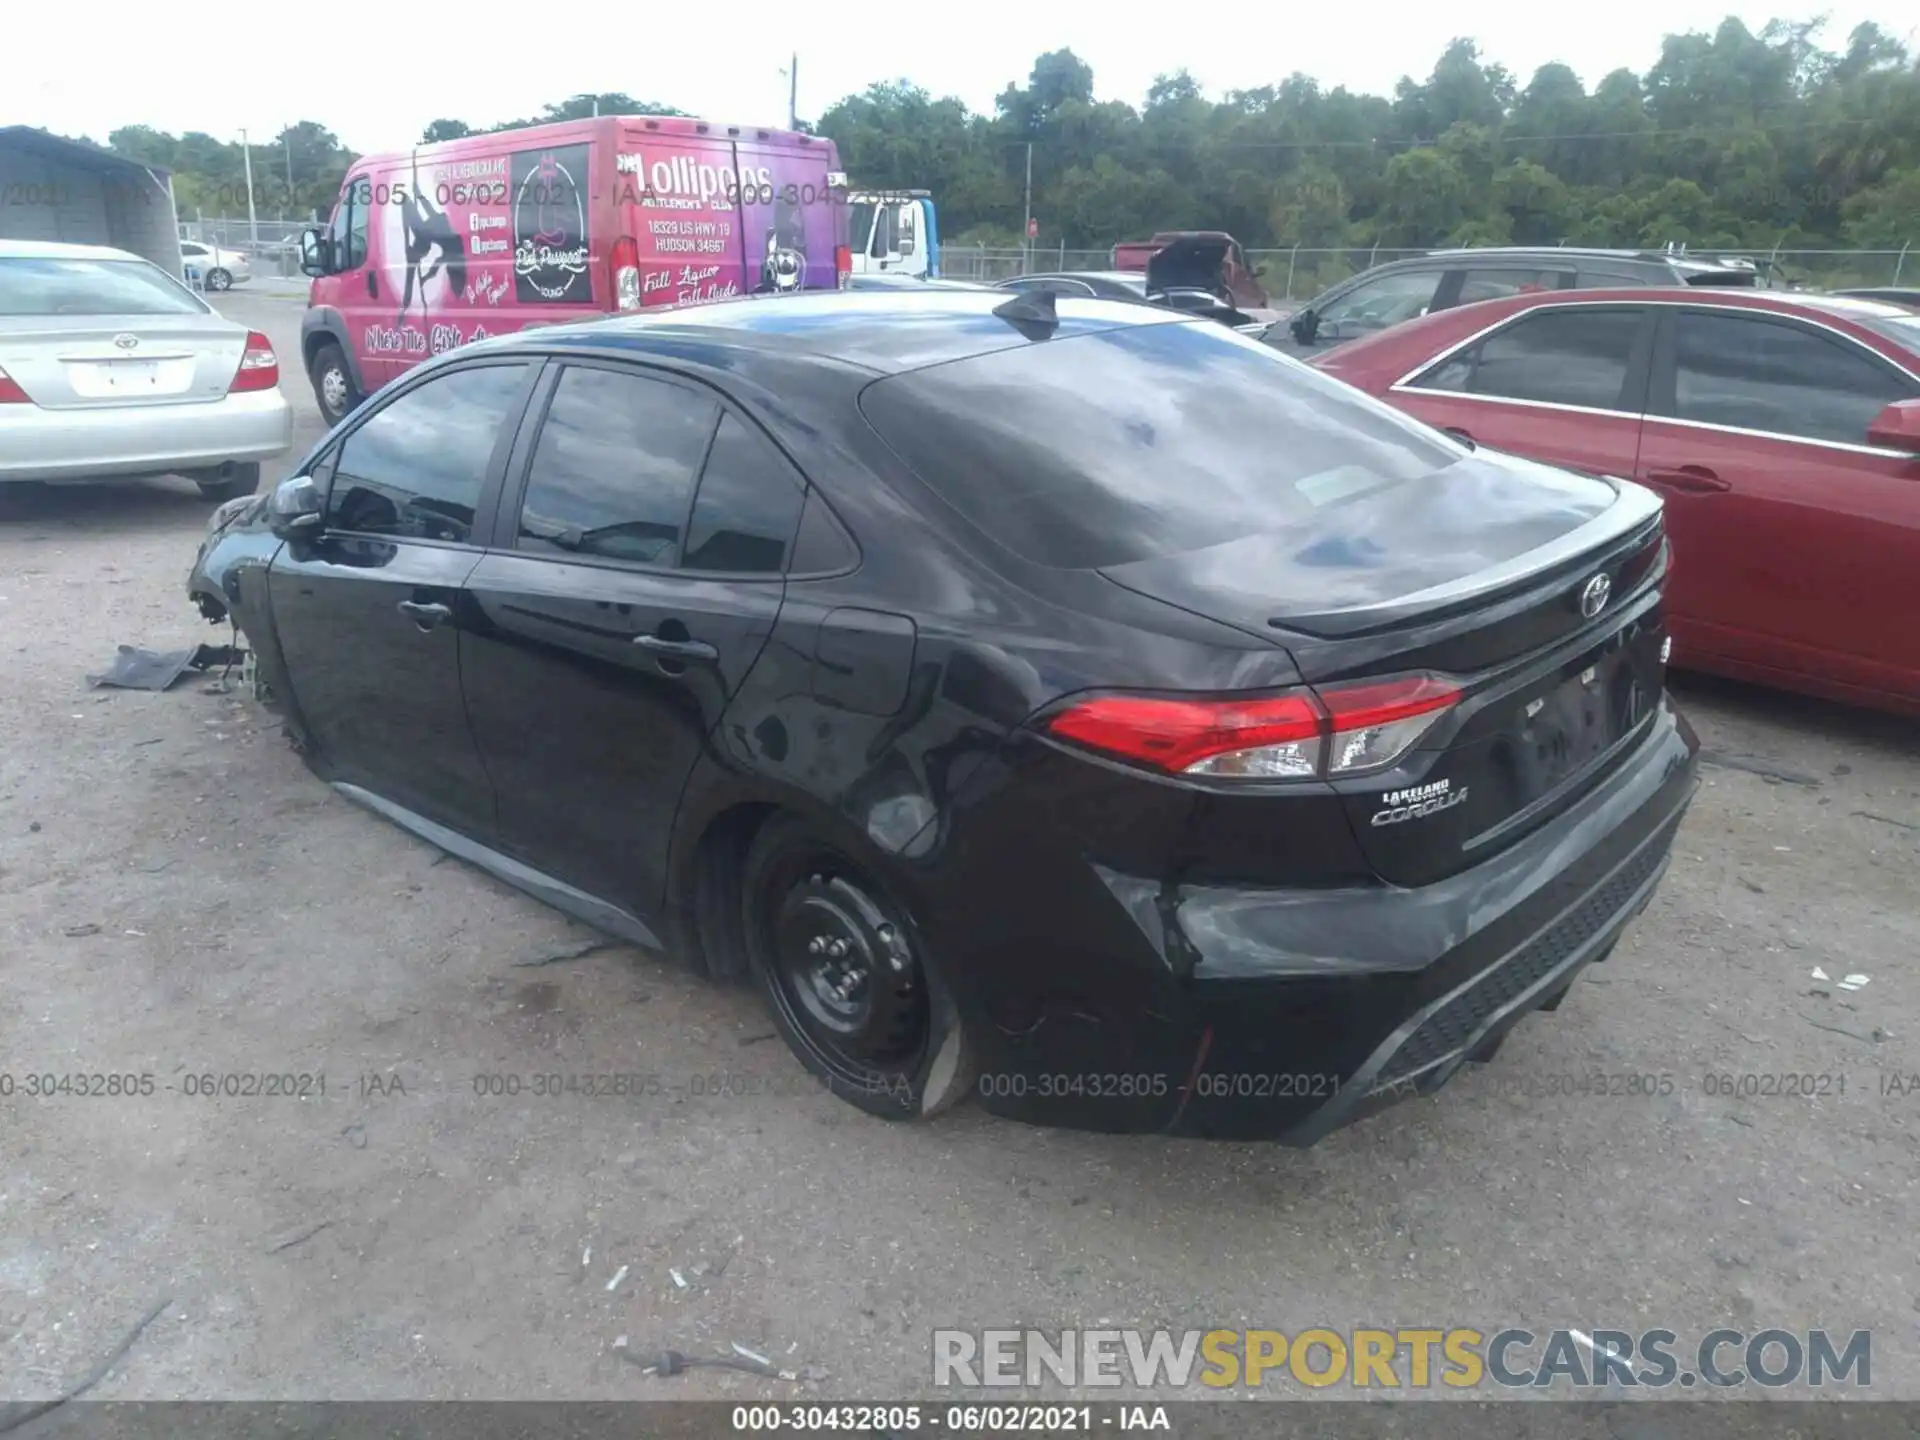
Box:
113 333 139 350
1578 572 1612 619
1370 778 1469 826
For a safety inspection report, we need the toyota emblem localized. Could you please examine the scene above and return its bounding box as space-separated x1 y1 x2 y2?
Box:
113 333 140 350
1578 573 1612 619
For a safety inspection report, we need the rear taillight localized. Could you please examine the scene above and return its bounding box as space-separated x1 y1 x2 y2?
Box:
612 236 641 311
1042 674 1461 781
229 331 278 392
835 244 852 290
0 364 31 404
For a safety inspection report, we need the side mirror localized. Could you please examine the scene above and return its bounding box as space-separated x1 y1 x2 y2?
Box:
298 227 330 278
1867 398 1920 454
268 474 324 538
1290 307 1318 343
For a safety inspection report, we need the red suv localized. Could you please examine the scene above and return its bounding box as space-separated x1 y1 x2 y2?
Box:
1313 288 1920 716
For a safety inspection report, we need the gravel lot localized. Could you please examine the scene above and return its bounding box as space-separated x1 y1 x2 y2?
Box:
2 288 1917 1407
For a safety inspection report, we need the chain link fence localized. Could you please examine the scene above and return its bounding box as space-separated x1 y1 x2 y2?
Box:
936 243 1915 300
180 220 1916 298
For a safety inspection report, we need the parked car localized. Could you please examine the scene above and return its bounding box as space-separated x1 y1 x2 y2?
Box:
178 239 251 291
1112 231 1269 310
190 289 1697 1143
994 271 1253 326
297 114 853 425
1259 247 1768 360
1312 287 1920 717
1 239 292 500
1834 287 1920 309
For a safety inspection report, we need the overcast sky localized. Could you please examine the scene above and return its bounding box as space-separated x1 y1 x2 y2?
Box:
5 3 1912 153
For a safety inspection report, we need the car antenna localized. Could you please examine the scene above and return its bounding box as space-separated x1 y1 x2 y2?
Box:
991 289 1059 336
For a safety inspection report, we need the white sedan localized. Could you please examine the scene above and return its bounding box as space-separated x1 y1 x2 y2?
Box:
0 239 293 501
178 239 251 291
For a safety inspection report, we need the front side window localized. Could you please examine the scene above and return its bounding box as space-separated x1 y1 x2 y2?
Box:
1315 269 1445 342
328 364 530 543
1412 307 1644 412
1671 311 1910 447
328 180 368 269
517 367 719 566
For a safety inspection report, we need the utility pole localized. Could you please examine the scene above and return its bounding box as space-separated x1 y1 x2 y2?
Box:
240 128 257 246
1022 141 1032 275
788 54 798 130
284 132 294 218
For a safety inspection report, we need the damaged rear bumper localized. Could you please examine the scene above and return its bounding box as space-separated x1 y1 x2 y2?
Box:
959 701 1699 1143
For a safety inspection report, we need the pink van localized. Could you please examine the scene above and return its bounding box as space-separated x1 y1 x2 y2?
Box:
296 115 851 423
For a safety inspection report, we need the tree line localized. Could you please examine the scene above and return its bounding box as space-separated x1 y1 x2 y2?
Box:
75 20 1920 260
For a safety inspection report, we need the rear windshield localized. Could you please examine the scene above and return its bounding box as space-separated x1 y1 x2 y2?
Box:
0 257 208 317
859 321 1466 569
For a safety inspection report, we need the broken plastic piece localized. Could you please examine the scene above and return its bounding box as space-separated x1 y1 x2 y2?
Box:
1811 966 1831 981
606 1264 629 1293
1839 974 1870 991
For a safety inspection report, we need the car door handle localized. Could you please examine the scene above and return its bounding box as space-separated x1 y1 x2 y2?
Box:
396 600 452 629
1442 426 1477 450
366 270 379 299
633 634 718 664
1644 466 1730 494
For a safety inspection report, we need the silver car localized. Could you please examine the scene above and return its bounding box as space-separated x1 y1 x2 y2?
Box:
177 239 251 291
0 239 293 501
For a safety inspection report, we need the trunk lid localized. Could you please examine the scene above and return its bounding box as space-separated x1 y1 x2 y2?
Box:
0 314 245 410
1102 472 1669 887
1145 236 1229 295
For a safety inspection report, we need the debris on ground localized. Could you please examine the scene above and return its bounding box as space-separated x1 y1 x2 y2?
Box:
1839 974 1871 992
1853 811 1919 833
0 1294 170 1435
615 1345 799 1381
86 644 246 693
265 1220 334 1254
1697 750 1821 787
606 1265 629 1293
63 923 101 938
512 939 617 970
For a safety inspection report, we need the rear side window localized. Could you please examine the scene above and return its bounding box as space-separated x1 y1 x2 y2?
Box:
1413 307 1643 412
330 363 530 543
0 258 207 316
860 321 1465 570
1457 269 1571 304
682 414 805 574
1669 312 1908 446
517 366 719 566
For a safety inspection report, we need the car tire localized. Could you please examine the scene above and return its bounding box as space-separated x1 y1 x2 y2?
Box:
206 267 232 292
740 814 976 1121
195 462 261 503
310 341 361 425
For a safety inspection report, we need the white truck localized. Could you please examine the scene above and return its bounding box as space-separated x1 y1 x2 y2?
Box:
847 190 939 280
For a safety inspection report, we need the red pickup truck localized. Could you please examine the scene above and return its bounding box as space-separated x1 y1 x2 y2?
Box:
1112 231 1270 312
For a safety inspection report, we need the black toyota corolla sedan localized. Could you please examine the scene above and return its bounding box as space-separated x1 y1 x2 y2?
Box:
188 288 1699 1144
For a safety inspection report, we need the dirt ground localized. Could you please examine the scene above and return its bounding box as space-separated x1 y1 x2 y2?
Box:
2 289 1917 1408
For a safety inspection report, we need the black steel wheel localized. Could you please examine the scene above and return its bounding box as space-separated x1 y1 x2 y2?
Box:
741 815 973 1120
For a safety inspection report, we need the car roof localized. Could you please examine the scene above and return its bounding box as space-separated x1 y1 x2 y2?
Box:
0 238 147 262
485 289 1191 375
